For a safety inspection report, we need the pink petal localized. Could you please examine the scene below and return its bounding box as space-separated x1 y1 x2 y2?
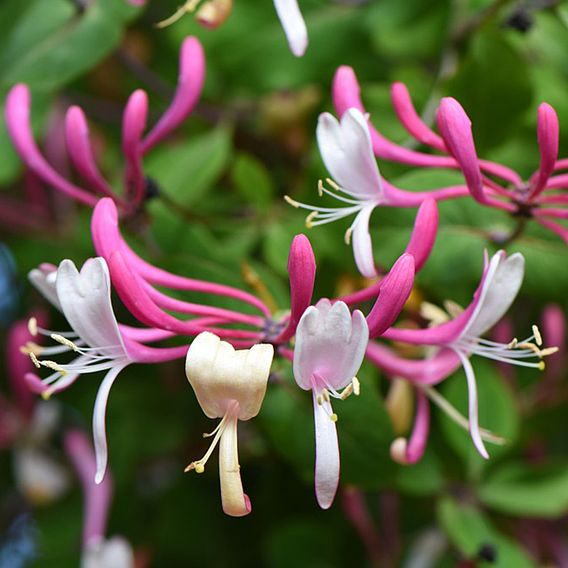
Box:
529 102 559 199
404 198 438 272
366 253 415 339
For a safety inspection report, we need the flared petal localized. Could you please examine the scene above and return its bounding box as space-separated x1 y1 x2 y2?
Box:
313 393 340 509
273 0 308 57
81 537 134 568
218 412 251 517
351 206 377 278
56 259 128 358
28 264 60 310
460 252 525 340
93 364 129 485
294 300 368 390
317 109 384 201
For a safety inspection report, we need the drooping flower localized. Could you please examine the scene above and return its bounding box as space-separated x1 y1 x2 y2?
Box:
332 66 568 243
64 430 134 568
4 37 205 216
285 108 463 278
293 300 369 509
24 258 188 484
367 251 557 459
184 332 274 517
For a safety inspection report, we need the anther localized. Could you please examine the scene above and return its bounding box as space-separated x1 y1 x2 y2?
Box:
516 342 542 356
340 384 353 400
317 179 324 197
322 389 330 403
352 377 360 396
155 0 200 28
330 413 338 422
29 352 41 369
284 195 300 208
40 360 68 375
306 211 318 228
539 346 559 357
184 461 205 473
344 227 353 245
532 325 542 346
444 300 464 318
51 334 80 352
326 178 340 191
28 318 38 336
538 361 545 371
507 338 518 349
20 342 42 356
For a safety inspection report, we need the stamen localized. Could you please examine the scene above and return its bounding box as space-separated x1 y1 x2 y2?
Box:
20 342 42 356
352 377 360 396
532 325 543 346
420 302 449 325
29 352 41 369
39 360 68 375
28 317 38 336
539 346 559 357
326 178 340 191
51 334 80 352
284 195 300 208
538 361 545 371
330 413 338 422
339 377 360 400
317 179 324 197
507 338 518 349
444 300 464 318
344 227 353 245
155 0 200 28
516 342 543 356
184 411 232 474
306 211 318 229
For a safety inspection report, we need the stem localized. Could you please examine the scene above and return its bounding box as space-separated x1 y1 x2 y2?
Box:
492 215 528 247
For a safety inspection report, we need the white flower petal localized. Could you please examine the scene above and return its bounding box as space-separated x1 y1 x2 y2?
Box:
352 206 377 278
273 0 308 57
56 258 127 357
29 265 60 310
317 109 384 200
460 252 525 339
93 364 128 485
82 537 134 568
313 395 339 509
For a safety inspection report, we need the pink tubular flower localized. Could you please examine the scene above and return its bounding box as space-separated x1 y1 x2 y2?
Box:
24 258 188 484
285 107 460 278
64 430 134 568
293 299 369 509
4 36 205 216
333 66 568 243
367 250 556 459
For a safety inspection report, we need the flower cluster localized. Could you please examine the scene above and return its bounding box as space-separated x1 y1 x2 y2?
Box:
2 29 562 541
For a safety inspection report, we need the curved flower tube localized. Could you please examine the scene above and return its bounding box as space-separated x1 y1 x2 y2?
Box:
24 258 188 484
332 66 568 242
286 108 461 278
371 251 556 459
293 300 369 509
4 36 205 215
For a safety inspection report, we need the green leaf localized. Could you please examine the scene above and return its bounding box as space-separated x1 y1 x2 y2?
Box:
439 360 520 477
448 31 533 151
232 152 275 212
437 497 536 567
396 447 446 496
0 0 138 93
144 125 233 206
479 462 568 518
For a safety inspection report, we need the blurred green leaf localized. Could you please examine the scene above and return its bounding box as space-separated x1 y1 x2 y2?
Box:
439 360 519 477
448 31 533 150
437 497 536 567
232 152 275 212
478 462 568 517
396 447 446 496
144 125 233 206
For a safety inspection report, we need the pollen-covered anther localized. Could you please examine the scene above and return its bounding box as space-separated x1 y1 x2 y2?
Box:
330 413 338 422
326 178 340 191
339 377 360 400
444 300 464 318
516 342 544 356
532 325 543 346
185 461 205 474
507 338 519 349
420 302 449 326
539 346 559 357
344 227 353 245
28 317 38 336
39 360 67 375
284 195 300 208
20 342 42 356
317 179 324 197
306 211 318 228
29 352 41 368
50 334 80 352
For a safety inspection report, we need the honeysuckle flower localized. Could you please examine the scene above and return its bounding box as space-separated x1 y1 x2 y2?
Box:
24 258 188 484
184 332 274 517
367 251 557 459
285 108 460 278
333 66 568 243
4 37 205 216
293 300 369 509
64 430 134 568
